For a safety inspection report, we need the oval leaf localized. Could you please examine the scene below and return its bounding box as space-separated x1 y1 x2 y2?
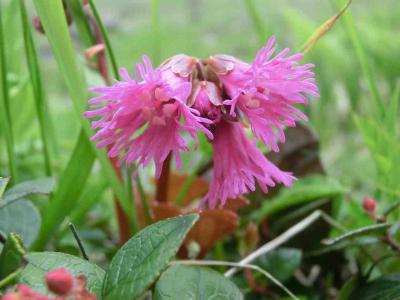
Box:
351 273 400 300
102 214 199 300
3 177 55 202
0 198 41 247
19 252 105 296
155 265 243 300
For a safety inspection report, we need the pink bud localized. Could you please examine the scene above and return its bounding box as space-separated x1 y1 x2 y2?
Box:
45 269 74 296
0 292 20 300
15 285 49 300
363 196 377 213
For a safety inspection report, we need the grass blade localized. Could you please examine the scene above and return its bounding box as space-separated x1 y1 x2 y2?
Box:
243 0 267 42
0 6 18 183
65 0 94 47
337 0 384 118
33 131 94 249
19 0 53 176
32 0 138 239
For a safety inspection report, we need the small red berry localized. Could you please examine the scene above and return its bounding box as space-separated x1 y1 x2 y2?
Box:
363 196 377 213
45 269 74 296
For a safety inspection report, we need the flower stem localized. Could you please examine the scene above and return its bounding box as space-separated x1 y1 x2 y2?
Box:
156 154 171 202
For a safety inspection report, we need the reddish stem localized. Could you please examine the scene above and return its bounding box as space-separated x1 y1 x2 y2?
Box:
155 154 172 202
108 154 131 244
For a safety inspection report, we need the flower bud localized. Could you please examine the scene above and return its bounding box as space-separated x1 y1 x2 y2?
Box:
45 269 73 296
363 196 377 213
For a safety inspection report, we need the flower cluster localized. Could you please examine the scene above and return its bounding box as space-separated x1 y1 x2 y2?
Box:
1 269 96 300
84 36 318 208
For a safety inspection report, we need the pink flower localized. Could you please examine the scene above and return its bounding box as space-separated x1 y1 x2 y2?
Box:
201 121 294 208
207 36 319 152
85 36 318 208
84 55 212 177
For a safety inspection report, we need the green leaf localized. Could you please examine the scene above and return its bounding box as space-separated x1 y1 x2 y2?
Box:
0 199 41 248
154 265 243 300
0 177 10 198
350 273 400 300
322 223 390 246
33 131 94 250
3 177 55 202
0 233 26 279
19 252 105 297
254 175 344 223
255 248 302 282
102 214 199 300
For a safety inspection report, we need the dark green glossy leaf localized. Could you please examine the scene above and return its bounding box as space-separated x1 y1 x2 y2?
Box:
102 214 199 300
154 265 243 300
351 273 400 300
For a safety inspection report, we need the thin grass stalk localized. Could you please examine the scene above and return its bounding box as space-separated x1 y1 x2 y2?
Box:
243 0 266 42
19 0 53 176
87 0 119 79
337 0 385 118
32 0 138 233
0 7 18 182
66 0 94 47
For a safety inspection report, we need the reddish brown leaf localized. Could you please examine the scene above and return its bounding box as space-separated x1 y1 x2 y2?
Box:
186 209 239 257
164 173 209 205
223 197 250 212
152 203 183 221
240 222 260 256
